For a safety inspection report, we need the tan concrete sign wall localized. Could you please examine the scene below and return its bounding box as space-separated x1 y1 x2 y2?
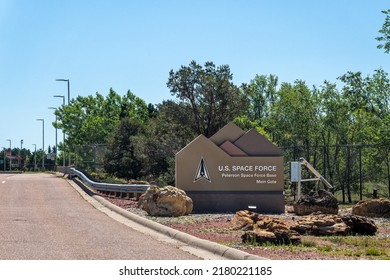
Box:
175 122 285 213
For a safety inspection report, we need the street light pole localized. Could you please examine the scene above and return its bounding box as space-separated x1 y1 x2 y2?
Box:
54 95 66 166
55 79 71 166
6 139 11 171
55 79 70 105
19 139 23 169
32 144 37 171
2 147 5 171
36 119 44 169
49 107 58 167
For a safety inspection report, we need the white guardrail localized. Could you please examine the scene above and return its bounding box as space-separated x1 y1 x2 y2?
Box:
70 168 151 194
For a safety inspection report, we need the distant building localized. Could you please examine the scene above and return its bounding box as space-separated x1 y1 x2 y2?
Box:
5 152 24 169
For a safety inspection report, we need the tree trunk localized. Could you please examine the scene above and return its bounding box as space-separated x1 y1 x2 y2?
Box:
346 146 352 203
387 154 390 198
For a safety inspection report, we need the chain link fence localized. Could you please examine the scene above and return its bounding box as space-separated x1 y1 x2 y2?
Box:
75 143 390 202
282 144 390 202
74 144 108 174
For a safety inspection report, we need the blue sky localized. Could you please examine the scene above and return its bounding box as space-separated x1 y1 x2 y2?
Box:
0 0 389 152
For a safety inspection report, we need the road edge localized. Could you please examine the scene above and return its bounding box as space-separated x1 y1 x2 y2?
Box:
66 176 267 260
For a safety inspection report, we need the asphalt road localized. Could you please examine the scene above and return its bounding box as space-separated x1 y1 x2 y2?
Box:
0 173 199 260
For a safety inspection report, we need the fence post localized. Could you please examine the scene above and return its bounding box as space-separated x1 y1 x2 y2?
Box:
93 144 97 173
373 189 378 199
323 146 326 181
346 145 352 203
359 145 363 201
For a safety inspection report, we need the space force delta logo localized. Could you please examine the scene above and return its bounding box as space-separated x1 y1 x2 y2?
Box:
193 157 211 183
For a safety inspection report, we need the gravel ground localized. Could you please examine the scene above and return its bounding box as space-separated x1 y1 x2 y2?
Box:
102 194 390 260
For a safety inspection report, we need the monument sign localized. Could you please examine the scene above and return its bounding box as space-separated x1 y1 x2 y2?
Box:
175 122 284 213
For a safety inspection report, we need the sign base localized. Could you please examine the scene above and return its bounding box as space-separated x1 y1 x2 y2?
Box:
186 191 285 213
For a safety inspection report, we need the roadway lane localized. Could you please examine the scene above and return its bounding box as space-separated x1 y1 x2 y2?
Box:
0 173 199 260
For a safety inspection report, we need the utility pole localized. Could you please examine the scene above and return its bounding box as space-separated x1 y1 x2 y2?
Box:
32 144 37 171
56 79 71 166
6 139 11 171
53 95 66 166
19 139 23 169
36 119 45 169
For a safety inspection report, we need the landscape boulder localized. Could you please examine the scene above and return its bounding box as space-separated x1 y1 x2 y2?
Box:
293 189 338 215
352 198 390 218
232 210 301 245
291 213 349 236
291 213 377 236
231 209 259 231
232 209 377 246
341 214 377 235
138 185 193 217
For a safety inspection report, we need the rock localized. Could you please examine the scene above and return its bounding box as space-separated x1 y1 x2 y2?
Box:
231 210 258 230
341 214 377 235
232 210 301 245
255 215 291 232
291 214 349 236
293 189 338 215
352 198 390 218
291 213 377 236
138 185 193 217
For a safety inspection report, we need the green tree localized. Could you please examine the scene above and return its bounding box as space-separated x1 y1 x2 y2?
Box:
338 71 386 144
133 100 196 183
167 60 249 137
267 80 320 149
376 9 390 53
54 88 149 150
335 70 389 202
242 74 278 126
104 118 144 179
315 81 349 190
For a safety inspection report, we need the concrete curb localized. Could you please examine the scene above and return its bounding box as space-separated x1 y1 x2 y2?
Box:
68 177 266 260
